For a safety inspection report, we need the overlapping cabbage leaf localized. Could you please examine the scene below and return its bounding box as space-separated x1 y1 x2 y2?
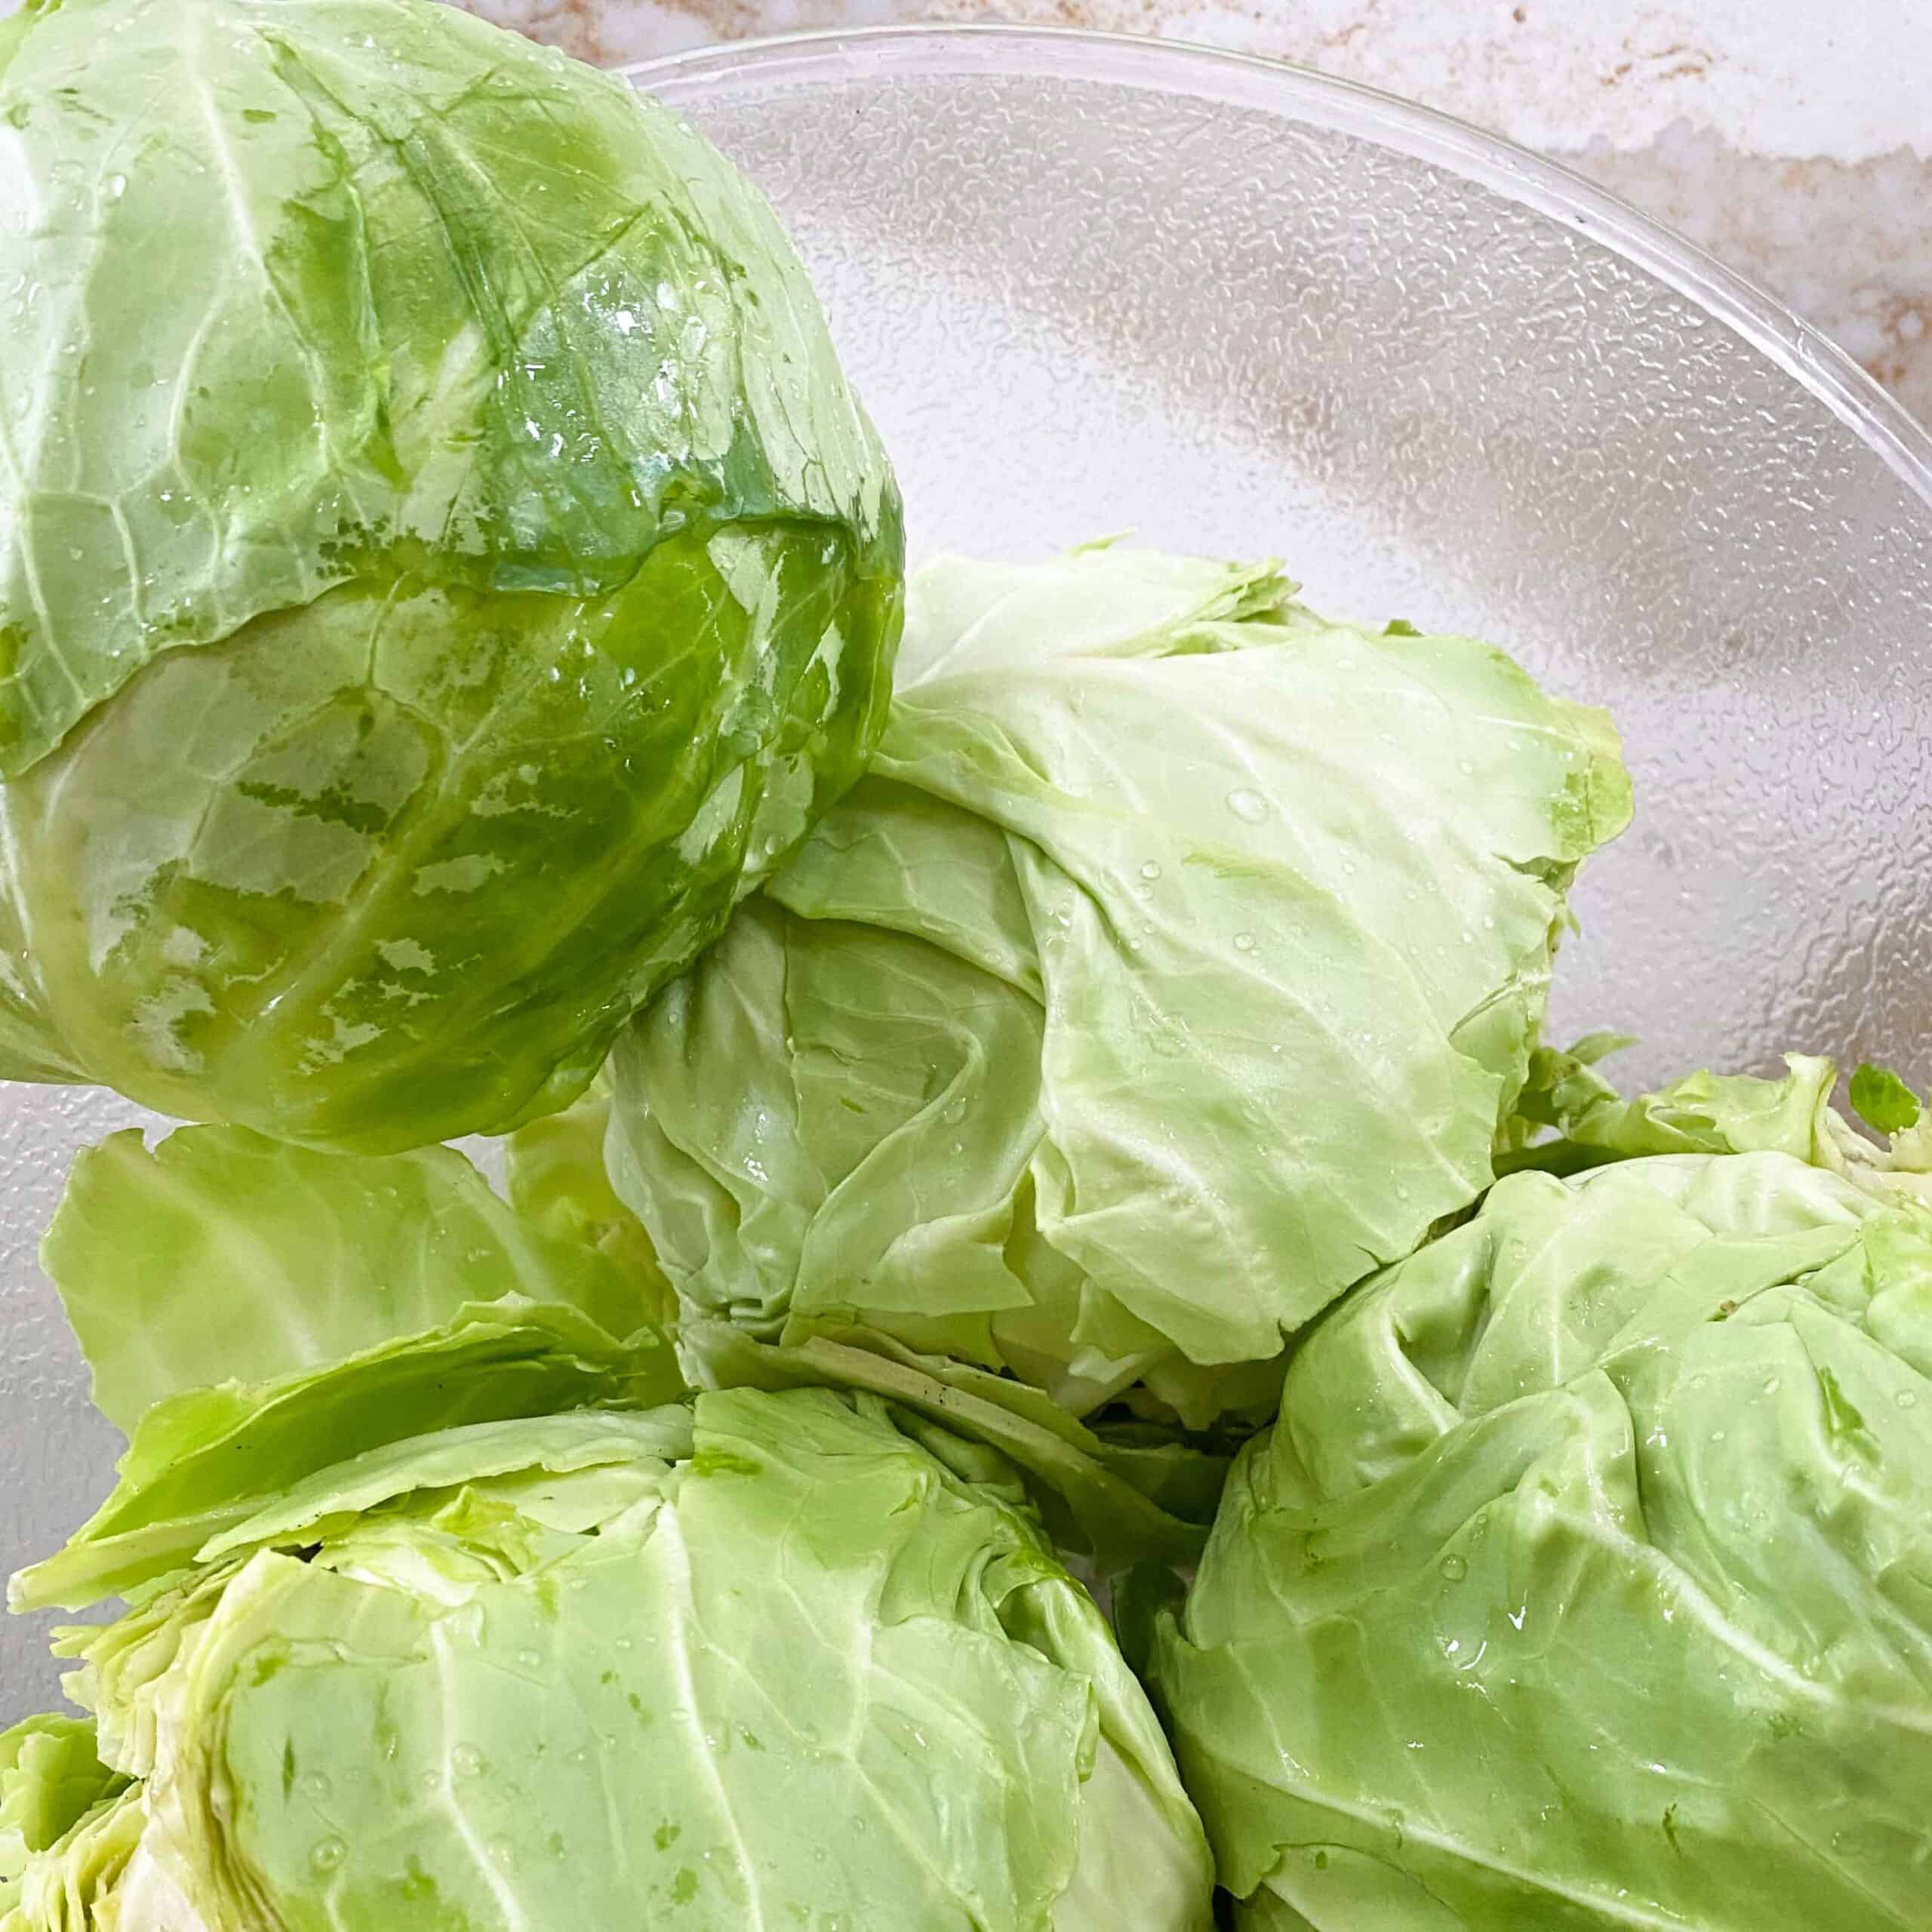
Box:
503 1076 678 1331
687 1318 1228 1570
0 1714 127 1918
0 1774 177 1932
1140 1147 1932 1929
13 1121 681 1613
41 1124 664 1435
608 545 1632 1447
0 0 902 1151
506 1090 1223 1566
1506 1041 1932 1208
14 1391 1214 1931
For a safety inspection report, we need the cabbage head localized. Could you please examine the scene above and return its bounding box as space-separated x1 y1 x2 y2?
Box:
607 546 1632 1442
0 0 903 1152
1139 1145 1932 1930
11 1390 1212 1931
4 1119 1210 1930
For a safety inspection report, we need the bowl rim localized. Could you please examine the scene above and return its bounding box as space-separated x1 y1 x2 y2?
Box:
629 23 1932 515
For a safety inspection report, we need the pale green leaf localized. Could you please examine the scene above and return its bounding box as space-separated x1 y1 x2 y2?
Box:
503 1078 677 1331
10 1301 680 1613
45 1124 655 1435
612 546 1632 1449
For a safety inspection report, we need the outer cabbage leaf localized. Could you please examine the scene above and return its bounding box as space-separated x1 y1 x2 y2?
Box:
611 546 1632 1434
196 1408 696 1570
1507 1044 1932 1209
1143 1149 1932 1930
44 1124 654 1434
38 1390 1214 1930
1850 1061 1923 1135
0 0 902 1151
13 1107 681 1614
8 1300 680 1614
502 1077 676 1331
681 1318 1226 1570
895 546 1293 685
51 1411 700 1789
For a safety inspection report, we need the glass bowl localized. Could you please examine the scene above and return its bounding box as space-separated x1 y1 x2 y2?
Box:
5 25 1930 1703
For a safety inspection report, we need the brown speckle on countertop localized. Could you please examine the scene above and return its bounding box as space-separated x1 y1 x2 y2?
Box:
1579 128 1932 424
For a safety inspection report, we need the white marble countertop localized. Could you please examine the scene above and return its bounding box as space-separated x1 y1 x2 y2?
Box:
467 0 1932 430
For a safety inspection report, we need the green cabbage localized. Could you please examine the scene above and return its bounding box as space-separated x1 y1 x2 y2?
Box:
1506 1041 1932 1209
497 1097 1229 1565
39 1124 668 1435
14 1121 682 1614
503 1075 679 1333
14 1389 1213 1930
0 0 902 1152
0 1715 128 1918
5 1117 1208 1927
607 546 1632 1441
1140 1147 1932 1929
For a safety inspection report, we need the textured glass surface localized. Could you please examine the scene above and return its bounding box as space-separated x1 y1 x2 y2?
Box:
5 27 1930 1703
